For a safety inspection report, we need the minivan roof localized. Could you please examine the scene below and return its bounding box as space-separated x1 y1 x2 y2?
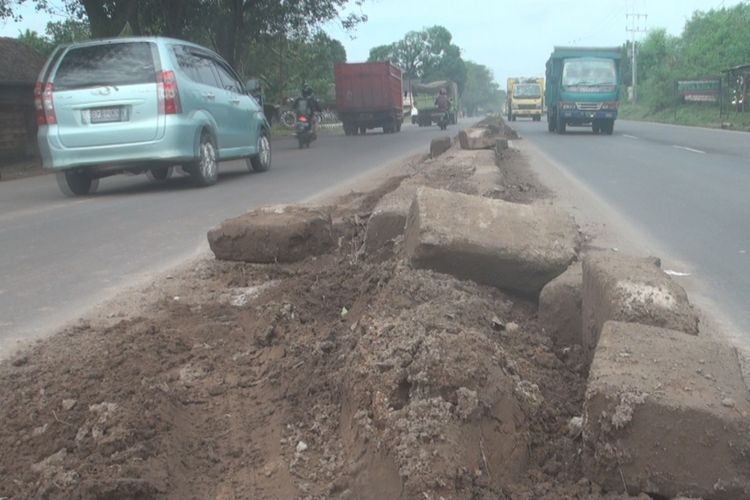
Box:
59 36 220 56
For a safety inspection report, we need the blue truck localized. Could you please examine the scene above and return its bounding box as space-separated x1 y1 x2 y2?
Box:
545 46 621 135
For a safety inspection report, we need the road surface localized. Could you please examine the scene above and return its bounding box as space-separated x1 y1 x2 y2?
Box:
0 122 470 356
513 118 750 342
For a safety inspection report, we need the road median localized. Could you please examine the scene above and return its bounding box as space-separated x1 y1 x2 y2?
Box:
1 117 746 499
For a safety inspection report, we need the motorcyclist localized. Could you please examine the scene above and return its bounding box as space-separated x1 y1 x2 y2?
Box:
434 88 452 125
294 84 322 130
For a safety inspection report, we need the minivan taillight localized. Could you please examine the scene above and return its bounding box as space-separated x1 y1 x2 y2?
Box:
34 82 56 125
158 70 181 114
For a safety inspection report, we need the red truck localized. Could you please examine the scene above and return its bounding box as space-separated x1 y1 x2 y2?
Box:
334 62 404 136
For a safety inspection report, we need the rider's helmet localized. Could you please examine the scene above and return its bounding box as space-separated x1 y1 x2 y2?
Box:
439 88 447 96
302 84 314 98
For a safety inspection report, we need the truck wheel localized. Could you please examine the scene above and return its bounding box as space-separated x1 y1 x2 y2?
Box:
548 114 556 132
359 126 366 136
603 120 614 135
592 122 600 135
56 170 98 197
396 121 402 132
556 114 566 134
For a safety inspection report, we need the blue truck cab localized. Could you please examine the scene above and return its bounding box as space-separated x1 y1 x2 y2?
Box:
545 46 621 135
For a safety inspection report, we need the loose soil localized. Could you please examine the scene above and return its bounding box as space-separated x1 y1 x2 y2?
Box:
0 122 643 499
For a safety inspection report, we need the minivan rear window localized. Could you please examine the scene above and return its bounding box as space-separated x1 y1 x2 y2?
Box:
53 42 156 90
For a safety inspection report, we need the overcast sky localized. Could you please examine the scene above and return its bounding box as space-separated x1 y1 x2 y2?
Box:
1 0 742 88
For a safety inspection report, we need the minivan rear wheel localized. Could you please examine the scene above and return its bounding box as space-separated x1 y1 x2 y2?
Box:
56 170 98 197
248 131 271 172
189 132 218 187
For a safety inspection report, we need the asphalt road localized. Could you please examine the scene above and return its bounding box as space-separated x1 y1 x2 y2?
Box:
0 121 470 355
513 118 750 340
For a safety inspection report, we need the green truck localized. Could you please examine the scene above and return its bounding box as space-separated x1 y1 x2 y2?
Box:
545 46 621 135
413 80 459 127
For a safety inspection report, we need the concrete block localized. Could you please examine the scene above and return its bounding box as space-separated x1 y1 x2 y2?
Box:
430 136 452 158
539 262 582 347
584 321 750 499
208 205 334 263
364 181 418 252
404 187 579 296
582 252 699 363
458 127 499 150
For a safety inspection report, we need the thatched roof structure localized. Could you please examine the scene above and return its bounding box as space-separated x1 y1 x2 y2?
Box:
0 37 45 84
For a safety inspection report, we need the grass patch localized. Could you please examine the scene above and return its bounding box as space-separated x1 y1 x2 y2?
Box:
619 102 750 131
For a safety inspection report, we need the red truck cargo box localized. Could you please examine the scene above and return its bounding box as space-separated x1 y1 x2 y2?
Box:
334 62 403 114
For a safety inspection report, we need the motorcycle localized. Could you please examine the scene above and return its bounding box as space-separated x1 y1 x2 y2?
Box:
437 111 450 131
295 113 317 148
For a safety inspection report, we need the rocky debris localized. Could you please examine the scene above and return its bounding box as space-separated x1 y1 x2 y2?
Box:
737 347 750 397
582 251 699 364
404 187 579 296
208 205 334 263
342 281 531 497
539 262 583 347
584 321 750 499
364 149 502 252
61 398 77 411
429 136 452 158
495 137 509 153
458 127 501 150
364 181 417 252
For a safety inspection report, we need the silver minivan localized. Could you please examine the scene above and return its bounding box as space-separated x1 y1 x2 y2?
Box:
36 37 271 196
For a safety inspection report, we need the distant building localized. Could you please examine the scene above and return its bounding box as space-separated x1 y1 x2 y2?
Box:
0 37 45 163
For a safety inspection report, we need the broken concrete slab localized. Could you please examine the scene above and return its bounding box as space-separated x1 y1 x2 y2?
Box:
458 127 499 150
365 150 503 252
582 252 699 363
539 262 582 347
208 205 334 263
404 187 579 295
583 321 750 499
430 136 452 158
736 347 750 398
364 181 418 252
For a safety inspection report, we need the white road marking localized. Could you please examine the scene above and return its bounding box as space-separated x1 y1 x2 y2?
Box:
664 269 692 277
673 145 706 154
623 134 638 139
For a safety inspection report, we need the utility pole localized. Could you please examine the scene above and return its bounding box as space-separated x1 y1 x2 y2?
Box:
626 12 647 103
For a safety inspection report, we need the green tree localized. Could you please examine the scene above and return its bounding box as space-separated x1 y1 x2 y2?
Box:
16 28 52 56
624 3 750 112
368 25 467 90
245 31 347 104
15 0 366 66
462 61 502 115
45 18 90 44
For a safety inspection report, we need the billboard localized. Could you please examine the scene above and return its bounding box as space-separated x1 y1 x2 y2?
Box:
676 79 721 103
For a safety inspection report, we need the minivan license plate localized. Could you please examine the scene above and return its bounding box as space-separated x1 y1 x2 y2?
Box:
90 107 125 123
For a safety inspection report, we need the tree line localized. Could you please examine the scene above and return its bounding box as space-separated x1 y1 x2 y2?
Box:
623 2 750 111
369 26 504 115
7 1 503 113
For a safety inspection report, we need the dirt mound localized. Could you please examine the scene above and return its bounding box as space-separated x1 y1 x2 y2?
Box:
0 142 643 499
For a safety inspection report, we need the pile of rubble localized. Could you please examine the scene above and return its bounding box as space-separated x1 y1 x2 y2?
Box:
1 118 748 499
